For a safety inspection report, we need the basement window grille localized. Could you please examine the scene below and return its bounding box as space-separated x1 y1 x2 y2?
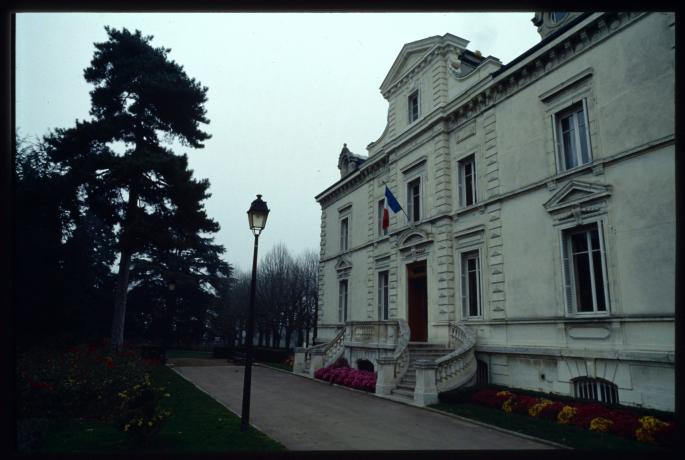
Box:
573 377 619 405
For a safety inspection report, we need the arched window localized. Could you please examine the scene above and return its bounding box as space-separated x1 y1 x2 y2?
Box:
573 377 619 405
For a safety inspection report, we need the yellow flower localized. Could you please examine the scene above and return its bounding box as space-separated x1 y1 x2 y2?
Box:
589 417 613 432
124 424 130 432
636 427 655 443
133 384 141 390
636 416 668 443
496 390 512 398
528 399 552 417
502 398 514 413
557 405 577 424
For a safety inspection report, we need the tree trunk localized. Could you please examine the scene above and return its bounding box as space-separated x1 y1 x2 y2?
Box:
110 247 133 350
285 328 292 349
110 186 139 351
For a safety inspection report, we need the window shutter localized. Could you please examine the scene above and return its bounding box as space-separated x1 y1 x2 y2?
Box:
561 235 574 314
597 221 610 311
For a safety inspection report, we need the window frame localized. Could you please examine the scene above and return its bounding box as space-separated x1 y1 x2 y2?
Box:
560 221 610 316
377 270 389 320
339 216 349 252
553 99 592 172
460 249 483 319
406 176 422 223
408 89 419 123
458 154 477 207
338 279 349 323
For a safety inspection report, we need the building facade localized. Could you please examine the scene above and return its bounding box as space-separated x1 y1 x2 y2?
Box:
302 12 675 411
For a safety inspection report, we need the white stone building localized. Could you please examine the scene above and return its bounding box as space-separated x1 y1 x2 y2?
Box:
295 12 675 411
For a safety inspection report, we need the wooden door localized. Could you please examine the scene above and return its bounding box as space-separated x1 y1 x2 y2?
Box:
407 261 428 342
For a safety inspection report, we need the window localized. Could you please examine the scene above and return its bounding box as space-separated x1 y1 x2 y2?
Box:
458 155 477 207
377 199 388 236
562 223 609 314
461 250 482 318
573 377 619 405
550 12 568 24
378 271 389 320
340 217 349 251
555 101 591 171
408 90 419 123
406 177 421 223
338 279 348 322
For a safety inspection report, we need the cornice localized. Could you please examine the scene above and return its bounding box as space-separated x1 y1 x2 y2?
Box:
444 12 646 131
316 154 388 207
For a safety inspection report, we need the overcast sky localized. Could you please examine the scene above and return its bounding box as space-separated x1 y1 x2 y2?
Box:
15 12 541 272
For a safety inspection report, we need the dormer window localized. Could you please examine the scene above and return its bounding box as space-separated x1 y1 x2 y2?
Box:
408 90 419 123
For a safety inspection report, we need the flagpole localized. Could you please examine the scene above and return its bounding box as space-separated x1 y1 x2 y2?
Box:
382 181 410 221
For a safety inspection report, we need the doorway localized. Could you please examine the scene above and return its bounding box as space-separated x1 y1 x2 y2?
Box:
407 260 428 342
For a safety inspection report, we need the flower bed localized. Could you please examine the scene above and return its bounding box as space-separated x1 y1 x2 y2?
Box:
468 387 675 447
313 358 376 393
17 339 171 440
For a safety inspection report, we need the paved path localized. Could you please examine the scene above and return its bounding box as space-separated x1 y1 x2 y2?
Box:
173 363 558 450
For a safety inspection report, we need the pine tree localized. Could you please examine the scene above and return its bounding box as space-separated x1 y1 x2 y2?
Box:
45 27 214 349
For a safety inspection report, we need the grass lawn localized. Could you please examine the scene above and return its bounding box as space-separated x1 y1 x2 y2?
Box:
431 402 663 450
30 364 285 453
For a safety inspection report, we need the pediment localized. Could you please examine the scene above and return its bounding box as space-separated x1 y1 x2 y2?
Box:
335 257 352 271
544 180 611 213
398 228 433 249
380 33 469 95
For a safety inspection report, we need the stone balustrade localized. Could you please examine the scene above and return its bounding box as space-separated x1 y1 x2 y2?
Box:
374 319 410 395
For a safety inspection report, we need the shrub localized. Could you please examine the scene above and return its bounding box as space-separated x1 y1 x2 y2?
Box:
314 361 376 392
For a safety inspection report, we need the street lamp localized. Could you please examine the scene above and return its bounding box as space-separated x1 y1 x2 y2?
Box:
241 194 270 432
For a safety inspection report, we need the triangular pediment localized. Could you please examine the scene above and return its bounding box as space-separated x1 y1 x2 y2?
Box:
335 257 352 271
380 33 469 96
544 180 612 213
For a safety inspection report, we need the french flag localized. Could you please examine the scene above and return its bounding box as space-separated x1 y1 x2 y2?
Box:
383 186 402 231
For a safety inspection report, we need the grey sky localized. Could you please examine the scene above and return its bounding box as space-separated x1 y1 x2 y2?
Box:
15 12 540 272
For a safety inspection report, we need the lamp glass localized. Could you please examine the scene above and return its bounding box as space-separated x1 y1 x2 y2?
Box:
248 211 268 231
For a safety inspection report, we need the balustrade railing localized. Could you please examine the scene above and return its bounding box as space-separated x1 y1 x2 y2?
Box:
434 322 477 392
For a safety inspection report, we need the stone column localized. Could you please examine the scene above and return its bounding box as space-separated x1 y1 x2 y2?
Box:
414 359 439 406
308 349 325 378
375 355 397 395
293 347 306 374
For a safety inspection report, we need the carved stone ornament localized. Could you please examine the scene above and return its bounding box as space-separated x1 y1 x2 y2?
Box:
543 179 611 225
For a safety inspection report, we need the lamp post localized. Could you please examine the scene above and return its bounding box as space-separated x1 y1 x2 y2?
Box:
241 194 270 432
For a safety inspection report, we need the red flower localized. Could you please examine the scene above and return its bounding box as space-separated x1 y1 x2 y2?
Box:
30 381 52 390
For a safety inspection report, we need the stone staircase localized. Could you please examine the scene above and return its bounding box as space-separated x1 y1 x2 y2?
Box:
390 343 450 401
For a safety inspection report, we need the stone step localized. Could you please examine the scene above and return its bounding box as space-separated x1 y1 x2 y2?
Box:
400 376 416 385
390 388 414 398
396 382 415 391
408 342 448 347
